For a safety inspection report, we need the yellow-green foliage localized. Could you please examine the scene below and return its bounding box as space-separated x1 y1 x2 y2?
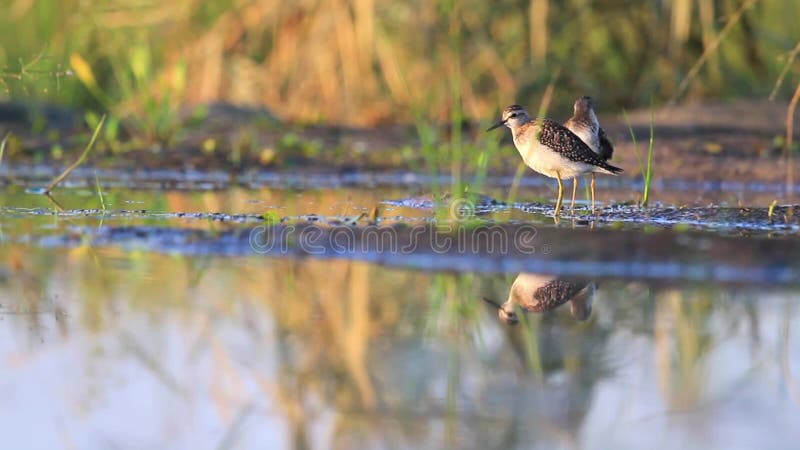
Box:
0 0 798 127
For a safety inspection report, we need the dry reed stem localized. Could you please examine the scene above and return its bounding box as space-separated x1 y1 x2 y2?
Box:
529 0 549 63
0 131 10 168
670 0 761 105
770 39 800 100
45 115 106 194
13 0 795 126
786 80 800 201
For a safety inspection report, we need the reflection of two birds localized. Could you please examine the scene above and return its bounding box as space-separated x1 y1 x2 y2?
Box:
480 272 607 445
483 273 597 324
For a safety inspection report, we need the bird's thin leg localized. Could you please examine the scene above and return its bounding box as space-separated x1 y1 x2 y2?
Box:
554 174 563 217
571 177 578 213
590 173 596 213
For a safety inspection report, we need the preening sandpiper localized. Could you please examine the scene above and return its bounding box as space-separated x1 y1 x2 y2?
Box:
487 104 622 217
564 96 614 212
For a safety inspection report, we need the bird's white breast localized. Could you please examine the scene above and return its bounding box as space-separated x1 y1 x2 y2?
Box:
513 133 594 180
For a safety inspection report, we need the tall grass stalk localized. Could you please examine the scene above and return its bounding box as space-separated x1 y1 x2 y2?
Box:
623 107 655 207
506 163 529 206
769 39 800 100
785 80 800 204
468 140 493 199
768 199 778 222
670 0 761 105
0 132 10 169
519 313 543 380
95 171 106 211
448 2 464 196
643 107 655 207
622 110 643 175
381 23 445 200
3 0 794 130
44 114 106 194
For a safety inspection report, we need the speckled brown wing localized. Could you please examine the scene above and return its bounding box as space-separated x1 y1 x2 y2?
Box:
538 119 622 174
529 279 590 312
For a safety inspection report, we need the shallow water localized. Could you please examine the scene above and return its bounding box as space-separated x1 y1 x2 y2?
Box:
1 185 799 449
2 164 798 206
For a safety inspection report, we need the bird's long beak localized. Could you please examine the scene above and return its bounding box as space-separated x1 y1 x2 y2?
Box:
481 296 503 309
486 120 506 132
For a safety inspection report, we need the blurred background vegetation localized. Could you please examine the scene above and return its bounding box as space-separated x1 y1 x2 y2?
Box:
1 0 798 130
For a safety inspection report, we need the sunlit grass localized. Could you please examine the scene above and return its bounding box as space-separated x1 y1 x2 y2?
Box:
768 199 778 222
95 171 106 212
0 0 799 198
644 107 656 207
623 106 656 207
2 0 798 132
43 114 106 194
670 0 763 104
785 80 800 206
0 132 9 169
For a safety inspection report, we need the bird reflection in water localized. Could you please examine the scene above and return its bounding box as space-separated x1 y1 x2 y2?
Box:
483 273 596 324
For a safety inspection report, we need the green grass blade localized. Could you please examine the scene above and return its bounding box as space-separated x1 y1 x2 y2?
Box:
45 114 106 194
642 106 655 207
95 171 106 211
0 132 9 169
622 109 645 178
506 162 529 205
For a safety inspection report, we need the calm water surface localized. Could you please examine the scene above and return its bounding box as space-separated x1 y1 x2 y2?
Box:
0 186 798 449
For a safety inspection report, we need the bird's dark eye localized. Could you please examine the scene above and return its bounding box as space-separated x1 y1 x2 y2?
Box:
509 113 518 118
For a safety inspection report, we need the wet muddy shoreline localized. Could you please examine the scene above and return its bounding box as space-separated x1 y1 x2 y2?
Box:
1 163 799 195
2 99 798 187
2 99 798 286
4 193 799 233
4 191 799 286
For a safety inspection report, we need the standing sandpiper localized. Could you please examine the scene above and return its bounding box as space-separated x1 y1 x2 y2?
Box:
488 104 622 217
564 96 614 212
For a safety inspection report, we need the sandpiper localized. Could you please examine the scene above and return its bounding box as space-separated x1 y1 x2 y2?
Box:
564 96 614 211
482 273 595 324
488 104 622 217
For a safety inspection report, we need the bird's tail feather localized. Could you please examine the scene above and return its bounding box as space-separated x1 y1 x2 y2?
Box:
596 163 623 175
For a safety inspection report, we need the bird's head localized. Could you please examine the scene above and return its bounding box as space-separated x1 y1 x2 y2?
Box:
487 105 531 131
482 296 520 325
